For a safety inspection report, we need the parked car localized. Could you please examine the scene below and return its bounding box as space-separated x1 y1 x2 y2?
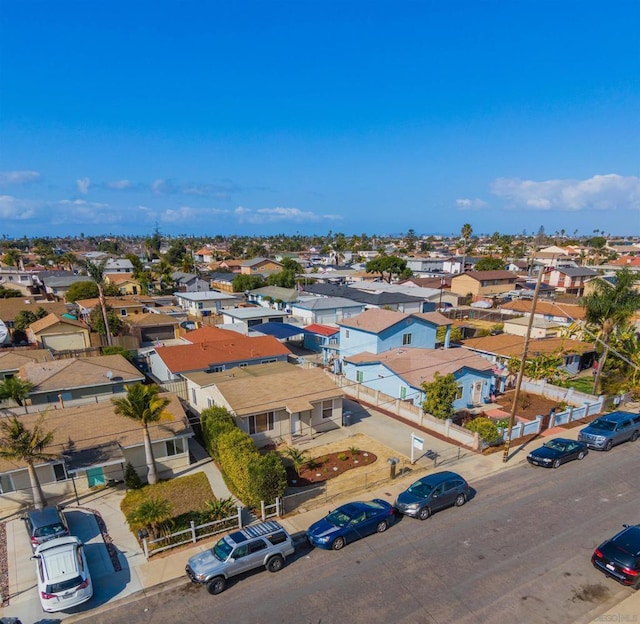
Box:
22 506 69 551
592 524 640 588
185 521 295 595
33 536 93 613
394 471 470 520
306 499 395 550
578 411 640 451
526 438 588 468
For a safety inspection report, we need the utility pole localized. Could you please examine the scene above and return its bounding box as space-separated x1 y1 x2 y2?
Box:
502 258 546 462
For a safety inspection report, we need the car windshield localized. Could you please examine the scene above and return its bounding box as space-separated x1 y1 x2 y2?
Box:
407 481 435 497
590 419 616 432
544 441 567 452
212 537 233 562
47 575 82 594
34 522 66 538
326 509 353 527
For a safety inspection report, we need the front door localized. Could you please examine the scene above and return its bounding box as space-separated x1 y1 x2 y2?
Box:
86 467 105 487
471 381 483 405
291 413 301 436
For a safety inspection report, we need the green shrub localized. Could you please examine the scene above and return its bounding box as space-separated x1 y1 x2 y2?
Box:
464 417 502 445
124 462 143 490
337 453 348 461
348 446 360 456
200 406 236 460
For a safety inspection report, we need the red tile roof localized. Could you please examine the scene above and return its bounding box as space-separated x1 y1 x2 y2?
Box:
304 324 339 336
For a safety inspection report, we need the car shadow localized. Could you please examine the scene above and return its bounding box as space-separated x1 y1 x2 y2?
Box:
467 487 478 503
64 509 101 542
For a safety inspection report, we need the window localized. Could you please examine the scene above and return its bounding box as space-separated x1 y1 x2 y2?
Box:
248 412 275 434
0 474 15 494
322 400 333 419
248 539 268 554
191 387 197 405
120 309 127 317
345 330 350 338
456 386 463 400
261 359 277 364
356 371 364 383
400 386 407 400
198 302 204 310
267 531 288 545
53 463 68 482
207 397 215 408
208 365 223 373
402 333 412 346
165 438 185 456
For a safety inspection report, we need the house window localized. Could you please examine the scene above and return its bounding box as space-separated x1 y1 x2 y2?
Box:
248 412 275 434
456 385 463 400
261 359 277 364
208 365 224 373
165 438 185 456
400 386 408 400
238 362 248 368
191 387 197 405
198 302 204 310
345 330 350 338
53 463 68 482
402 333 412 346
207 397 215 408
356 371 364 383
322 400 333 419
0 474 15 494
120 309 127 316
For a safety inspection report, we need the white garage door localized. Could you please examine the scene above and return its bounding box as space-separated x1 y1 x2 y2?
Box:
42 333 86 351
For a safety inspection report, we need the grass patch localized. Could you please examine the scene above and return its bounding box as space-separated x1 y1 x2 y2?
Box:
562 377 594 394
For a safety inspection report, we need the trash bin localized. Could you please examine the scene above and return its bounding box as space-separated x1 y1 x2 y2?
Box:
342 411 352 427
387 457 399 479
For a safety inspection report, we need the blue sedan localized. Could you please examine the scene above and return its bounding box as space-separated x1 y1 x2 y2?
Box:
527 437 588 468
306 499 395 550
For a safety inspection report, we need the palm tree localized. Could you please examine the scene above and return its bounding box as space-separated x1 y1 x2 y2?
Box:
112 384 171 485
0 415 56 509
283 447 308 476
128 497 173 539
0 377 33 407
77 258 112 346
582 268 640 394
460 223 473 273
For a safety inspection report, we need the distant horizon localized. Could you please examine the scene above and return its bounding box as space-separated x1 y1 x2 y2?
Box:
2 1 638 238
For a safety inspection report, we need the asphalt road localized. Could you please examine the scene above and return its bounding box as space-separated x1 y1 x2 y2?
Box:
72 443 639 624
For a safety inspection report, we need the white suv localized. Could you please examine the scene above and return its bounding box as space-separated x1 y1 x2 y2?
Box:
32 536 93 613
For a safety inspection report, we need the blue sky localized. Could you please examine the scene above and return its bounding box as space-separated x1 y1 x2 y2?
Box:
1 1 638 239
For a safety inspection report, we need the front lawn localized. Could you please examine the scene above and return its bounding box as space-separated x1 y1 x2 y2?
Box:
561 377 595 394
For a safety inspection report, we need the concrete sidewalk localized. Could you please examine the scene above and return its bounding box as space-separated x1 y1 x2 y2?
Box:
3 404 639 623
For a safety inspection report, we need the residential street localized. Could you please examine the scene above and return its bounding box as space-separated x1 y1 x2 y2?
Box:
70 442 640 624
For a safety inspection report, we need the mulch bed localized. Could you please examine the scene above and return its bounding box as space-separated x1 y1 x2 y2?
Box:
286 450 377 487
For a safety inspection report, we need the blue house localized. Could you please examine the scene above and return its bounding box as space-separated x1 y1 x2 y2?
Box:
302 323 340 355
343 347 496 410
336 308 453 364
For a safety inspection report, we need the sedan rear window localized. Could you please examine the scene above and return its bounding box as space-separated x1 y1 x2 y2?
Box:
34 522 66 538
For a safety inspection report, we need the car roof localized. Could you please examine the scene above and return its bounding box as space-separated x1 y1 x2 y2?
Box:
35 535 81 555
613 525 640 554
227 521 286 544
38 538 82 581
596 411 636 423
26 506 63 526
419 471 463 485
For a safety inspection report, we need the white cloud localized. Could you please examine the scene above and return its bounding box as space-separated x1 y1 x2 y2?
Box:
53 199 117 224
491 174 640 212
234 206 342 224
456 198 488 210
106 179 133 190
0 195 37 219
76 177 91 194
160 205 229 223
151 179 174 195
0 171 40 187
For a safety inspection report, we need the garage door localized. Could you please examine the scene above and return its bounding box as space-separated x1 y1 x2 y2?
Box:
42 333 86 351
141 326 175 342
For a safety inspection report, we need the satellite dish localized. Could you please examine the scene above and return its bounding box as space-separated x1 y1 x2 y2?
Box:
106 370 113 380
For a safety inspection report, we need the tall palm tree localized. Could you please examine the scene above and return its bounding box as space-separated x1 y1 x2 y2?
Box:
112 384 171 485
77 258 112 346
0 377 33 407
460 223 473 273
0 415 56 509
582 268 640 394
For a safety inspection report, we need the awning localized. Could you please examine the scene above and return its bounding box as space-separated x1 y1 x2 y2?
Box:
62 442 126 474
250 322 312 340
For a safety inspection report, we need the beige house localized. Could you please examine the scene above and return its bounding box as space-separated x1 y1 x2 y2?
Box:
0 393 192 513
123 312 180 345
0 348 53 381
450 270 519 298
104 273 142 295
26 313 91 351
502 316 563 339
184 361 344 446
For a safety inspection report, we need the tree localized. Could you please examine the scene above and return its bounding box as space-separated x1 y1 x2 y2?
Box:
581 267 640 394
524 352 568 385
250 452 288 505
112 384 171 485
102 345 134 361
421 372 458 420
65 280 98 303
89 305 123 337
365 255 408 283
0 414 56 509
200 406 237 461
464 417 501 445
128 497 173 539
14 307 48 332
460 224 473 273
2 248 22 267
282 447 308 476
77 258 112 346
0 377 34 406
232 274 264 293
405 229 418 252
474 257 505 271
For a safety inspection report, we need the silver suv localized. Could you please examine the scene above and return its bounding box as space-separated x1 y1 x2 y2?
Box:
185 521 295 595
578 411 640 451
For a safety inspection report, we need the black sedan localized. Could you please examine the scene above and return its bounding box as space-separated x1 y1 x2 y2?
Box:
592 524 640 588
526 437 588 468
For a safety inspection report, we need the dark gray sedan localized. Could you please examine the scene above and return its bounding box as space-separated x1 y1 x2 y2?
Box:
526 437 588 468
394 471 470 520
